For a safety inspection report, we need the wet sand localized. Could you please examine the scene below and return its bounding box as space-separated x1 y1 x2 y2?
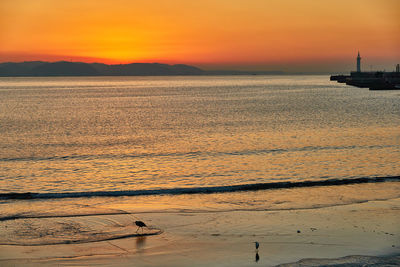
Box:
1 197 399 266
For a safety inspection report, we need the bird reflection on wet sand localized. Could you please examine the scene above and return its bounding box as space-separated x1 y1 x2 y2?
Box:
136 236 146 252
255 252 260 262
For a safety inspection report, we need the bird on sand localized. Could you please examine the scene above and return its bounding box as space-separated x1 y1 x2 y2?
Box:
135 221 147 233
254 241 259 251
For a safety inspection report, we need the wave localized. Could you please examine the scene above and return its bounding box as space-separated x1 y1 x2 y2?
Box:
0 211 164 246
1 176 399 200
0 144 397 162
0 229 164 246
0 211 129 222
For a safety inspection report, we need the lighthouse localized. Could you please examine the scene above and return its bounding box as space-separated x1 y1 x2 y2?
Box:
357 51 361 72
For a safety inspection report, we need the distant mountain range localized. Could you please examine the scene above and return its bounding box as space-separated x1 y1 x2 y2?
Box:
0 61 283 76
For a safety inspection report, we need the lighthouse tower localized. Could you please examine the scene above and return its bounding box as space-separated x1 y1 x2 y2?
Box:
356 51 361 72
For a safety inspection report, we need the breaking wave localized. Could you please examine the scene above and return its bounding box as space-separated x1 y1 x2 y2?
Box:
1 176 399 200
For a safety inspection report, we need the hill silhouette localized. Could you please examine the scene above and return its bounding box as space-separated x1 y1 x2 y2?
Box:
0 61 205 76
0 61 284 76
0 61 46 76
32 62 99 76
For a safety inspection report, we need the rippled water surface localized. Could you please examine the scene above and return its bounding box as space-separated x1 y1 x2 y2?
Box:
0 75 399 193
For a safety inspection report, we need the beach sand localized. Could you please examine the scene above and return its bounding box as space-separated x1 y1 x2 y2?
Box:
1 192 399 266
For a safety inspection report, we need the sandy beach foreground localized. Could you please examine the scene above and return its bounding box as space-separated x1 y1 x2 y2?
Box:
1 193 399 266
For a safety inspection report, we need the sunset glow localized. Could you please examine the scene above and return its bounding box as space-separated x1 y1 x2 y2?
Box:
1 0 399 71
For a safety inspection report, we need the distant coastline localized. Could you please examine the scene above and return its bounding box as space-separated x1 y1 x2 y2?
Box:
0 61 284 77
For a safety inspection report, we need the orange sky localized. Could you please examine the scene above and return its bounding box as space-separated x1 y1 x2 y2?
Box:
0 0 399 71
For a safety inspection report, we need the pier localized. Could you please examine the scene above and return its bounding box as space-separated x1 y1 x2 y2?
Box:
331 53 400 90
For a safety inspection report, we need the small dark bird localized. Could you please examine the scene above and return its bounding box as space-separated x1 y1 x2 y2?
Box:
135 220 147 233
254 241 259 250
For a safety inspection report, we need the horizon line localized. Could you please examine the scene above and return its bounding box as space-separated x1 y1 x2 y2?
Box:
1 59 398 74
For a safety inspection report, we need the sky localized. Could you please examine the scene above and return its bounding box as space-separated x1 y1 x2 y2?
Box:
0 0 399 72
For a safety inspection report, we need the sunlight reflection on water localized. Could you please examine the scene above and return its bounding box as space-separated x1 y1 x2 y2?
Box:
0 76 399 193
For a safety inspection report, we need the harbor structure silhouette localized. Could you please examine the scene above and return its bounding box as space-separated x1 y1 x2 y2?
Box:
330 52 400 90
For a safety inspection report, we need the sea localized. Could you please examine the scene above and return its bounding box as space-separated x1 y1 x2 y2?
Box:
0 75 399 246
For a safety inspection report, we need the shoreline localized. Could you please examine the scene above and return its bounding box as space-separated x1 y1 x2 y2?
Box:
1 196 399 266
